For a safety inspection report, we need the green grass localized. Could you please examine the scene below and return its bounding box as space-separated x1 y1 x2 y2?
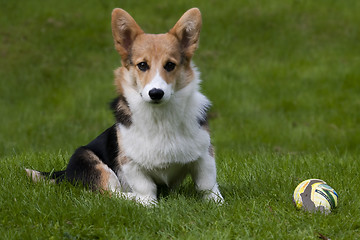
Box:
1 0 359 239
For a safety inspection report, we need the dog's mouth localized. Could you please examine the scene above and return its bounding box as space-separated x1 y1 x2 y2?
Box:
150 100 162 104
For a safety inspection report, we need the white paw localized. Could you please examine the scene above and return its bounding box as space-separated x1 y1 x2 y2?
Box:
204 191 224 204
116 191 158 206
135 195 158 206
201 183 224 204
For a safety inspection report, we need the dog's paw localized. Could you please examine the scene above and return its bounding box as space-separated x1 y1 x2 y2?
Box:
201 184 224 204
135 195 158 206
204 191 224 205
116 192 158 206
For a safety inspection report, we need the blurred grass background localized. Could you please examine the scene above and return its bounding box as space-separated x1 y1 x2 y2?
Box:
1 0 359 155
0 0 359 239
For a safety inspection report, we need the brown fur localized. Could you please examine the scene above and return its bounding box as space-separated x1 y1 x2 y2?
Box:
94 164 112 191
112 8 201 95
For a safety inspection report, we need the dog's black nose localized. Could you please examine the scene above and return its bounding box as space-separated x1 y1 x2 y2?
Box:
149 88 164 101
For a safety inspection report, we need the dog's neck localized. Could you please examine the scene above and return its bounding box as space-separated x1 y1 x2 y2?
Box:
122 68 209 132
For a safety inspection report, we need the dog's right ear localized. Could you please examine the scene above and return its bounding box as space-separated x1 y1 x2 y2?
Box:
112 8 144 61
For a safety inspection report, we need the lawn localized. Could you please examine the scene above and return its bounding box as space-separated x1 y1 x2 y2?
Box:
1 0 359 239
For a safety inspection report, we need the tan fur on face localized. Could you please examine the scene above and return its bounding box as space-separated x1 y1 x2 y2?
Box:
112 8 202 95
131 33 188 89
114 34 195 94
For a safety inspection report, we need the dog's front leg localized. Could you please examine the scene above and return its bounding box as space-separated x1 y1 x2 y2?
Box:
120 161 157 206
191 153 224 204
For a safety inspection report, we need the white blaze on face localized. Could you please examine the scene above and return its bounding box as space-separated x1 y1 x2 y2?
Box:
141 70 173 103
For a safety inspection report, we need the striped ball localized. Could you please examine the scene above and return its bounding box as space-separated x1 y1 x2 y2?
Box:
293 179 338 214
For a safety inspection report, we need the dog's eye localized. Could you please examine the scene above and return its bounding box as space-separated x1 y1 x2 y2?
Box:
137 62 149 72
164 62 176 72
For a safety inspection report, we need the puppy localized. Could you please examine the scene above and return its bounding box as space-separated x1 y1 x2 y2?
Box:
26 8 223 205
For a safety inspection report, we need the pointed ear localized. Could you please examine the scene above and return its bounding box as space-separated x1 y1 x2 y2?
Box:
111 8 144 60
169 8 202 60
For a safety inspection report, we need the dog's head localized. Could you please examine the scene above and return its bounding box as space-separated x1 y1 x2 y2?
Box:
112 8 202 104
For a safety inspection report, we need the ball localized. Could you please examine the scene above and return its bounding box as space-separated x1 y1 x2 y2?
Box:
293 179 338 214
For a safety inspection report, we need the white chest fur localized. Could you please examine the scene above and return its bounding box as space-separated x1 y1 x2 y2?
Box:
119 79 211 170
119 119 210 169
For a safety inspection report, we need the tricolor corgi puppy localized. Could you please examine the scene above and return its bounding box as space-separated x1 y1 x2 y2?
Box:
26 8 223 205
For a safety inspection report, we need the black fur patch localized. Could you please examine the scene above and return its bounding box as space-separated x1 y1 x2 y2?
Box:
65 147 101 187
110 96 132 127
197 102 211 127
65 125 120 189
198 113 208 127
85 125 120 170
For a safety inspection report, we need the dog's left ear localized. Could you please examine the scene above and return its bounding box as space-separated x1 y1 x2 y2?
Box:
169 8 202 60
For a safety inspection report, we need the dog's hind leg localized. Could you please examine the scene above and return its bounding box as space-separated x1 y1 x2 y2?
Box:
65 147 123 193
65 148 155 205
92 163 123 193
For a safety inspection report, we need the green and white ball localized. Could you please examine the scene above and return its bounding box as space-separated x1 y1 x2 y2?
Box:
293 179 338 214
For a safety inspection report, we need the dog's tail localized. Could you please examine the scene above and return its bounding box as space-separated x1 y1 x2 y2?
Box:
25 168 66 184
